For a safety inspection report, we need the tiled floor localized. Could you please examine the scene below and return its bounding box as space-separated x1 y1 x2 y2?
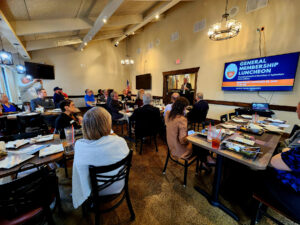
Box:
53 134 297 225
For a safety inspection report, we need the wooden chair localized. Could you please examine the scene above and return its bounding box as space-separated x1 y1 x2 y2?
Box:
162 146 199 187
0 165 61 225
85 150 135 225
220 114 228 123
251 193 300 225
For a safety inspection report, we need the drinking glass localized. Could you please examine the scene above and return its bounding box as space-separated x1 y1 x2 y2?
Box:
211 128 221 149
64 126 74 145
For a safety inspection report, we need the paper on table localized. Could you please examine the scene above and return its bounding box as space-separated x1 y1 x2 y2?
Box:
220 124 237 129
264 125 283 133
232 118 246 123
7 144 50 155
30 134 54 143
266 118 285 124
232 136 255 146
241 115 252 119
6 139 30 149
0 153 34 169
39 144 64 157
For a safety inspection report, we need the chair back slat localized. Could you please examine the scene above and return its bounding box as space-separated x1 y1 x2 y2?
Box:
89 150 133 197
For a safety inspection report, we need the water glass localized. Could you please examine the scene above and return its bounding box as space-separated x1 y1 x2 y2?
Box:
64 126 74 145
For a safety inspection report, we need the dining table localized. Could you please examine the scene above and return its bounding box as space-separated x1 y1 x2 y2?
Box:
187 118 283 221
0 134 66 179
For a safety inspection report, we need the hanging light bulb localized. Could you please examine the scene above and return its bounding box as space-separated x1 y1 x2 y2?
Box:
0 36 13 65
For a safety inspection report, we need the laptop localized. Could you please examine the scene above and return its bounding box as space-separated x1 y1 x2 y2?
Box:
251 103 269 112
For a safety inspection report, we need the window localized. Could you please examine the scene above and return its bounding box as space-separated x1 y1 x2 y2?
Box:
0 66 20 103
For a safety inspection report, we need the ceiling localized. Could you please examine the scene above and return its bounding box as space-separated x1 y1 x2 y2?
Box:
0 0 192 59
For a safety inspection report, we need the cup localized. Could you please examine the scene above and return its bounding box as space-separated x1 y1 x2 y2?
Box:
24 105 30 113
64 126 75 145
252 114 259 123
211 128 221 149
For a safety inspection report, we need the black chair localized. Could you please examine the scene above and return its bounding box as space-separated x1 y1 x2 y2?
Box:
228 112 238 120
220 114 228 123
17 114 48 134
162 146 199 187
85 150 135 225
0 165 61 225
251 193 300 225
289 124 300 138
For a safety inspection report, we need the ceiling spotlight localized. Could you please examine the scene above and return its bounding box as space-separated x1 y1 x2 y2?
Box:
132 31 135 35
84 42 87 46
102 17 107 24
155 14 159 19
80 48 83 51
114 41 119 47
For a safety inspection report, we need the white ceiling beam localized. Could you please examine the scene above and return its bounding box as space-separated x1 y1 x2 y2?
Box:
14 18 92 36
0 10 30 59
93 29 124 41
114 0 181 44
89 14 142 27
26 37 82 51
78 0 124 50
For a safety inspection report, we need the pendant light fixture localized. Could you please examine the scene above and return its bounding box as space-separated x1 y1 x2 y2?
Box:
0 36 14 65
208 0 241 41
16 49 26 74
121 39 134 65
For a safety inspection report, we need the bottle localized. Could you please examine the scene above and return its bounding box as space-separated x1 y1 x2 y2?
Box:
207 123 212 142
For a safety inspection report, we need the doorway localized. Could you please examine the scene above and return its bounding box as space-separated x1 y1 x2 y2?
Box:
162 67 200 105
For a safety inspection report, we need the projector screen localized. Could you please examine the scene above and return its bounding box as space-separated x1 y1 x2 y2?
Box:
222 52 300 91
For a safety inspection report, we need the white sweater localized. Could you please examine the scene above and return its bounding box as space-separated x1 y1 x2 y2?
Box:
72 135 130 208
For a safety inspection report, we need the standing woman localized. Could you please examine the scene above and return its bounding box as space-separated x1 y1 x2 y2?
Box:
135 89 144 107
72 107 130 208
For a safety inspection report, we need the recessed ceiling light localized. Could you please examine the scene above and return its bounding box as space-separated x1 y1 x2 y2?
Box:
155 14 159 19
102 18 107 23
84 42 87 46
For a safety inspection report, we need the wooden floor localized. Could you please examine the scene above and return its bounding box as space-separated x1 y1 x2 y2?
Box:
53 129 297 225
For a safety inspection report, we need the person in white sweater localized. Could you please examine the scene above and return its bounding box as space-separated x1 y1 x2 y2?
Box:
72 107 129 208
18 76 43 103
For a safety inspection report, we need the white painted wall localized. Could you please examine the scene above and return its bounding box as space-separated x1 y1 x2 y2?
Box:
127 0 300 132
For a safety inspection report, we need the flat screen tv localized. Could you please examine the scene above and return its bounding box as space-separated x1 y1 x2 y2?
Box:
25 62 55 80
222 52 300 91
136 73 151 89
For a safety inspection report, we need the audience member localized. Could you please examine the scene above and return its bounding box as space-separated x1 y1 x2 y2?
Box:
53 86 65 108
127 91 132 101
97 89 105 102
121 89 128 101
108 91 123 120
106 89 114 106
84 89 96 107
164 92 180 117
30 88 55 111
55 99 82 139
187 92 209 122
130 93 162 138
61 88 68 98
19 76 43 103
135 89 144 107
104 89 109 102
72 107 129 208
0 94 20 113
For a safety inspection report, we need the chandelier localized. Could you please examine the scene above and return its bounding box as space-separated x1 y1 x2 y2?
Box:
121 39 134 65
208 0 241 41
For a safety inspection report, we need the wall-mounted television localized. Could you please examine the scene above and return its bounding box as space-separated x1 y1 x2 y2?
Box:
222 52 300 91
25 62 55 80
136 73 151 89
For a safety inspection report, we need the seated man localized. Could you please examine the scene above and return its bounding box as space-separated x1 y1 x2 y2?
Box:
0 94 21 113
187 92 209 122
108 91 123 120
55 99 82 139
53 86 65 108
84 89 96 107
30 89 55 111
130 93 162 138
254 102 300 222
164 92 180 117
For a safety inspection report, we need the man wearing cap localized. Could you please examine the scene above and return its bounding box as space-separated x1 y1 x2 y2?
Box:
53 86 66 108
18 76 43 103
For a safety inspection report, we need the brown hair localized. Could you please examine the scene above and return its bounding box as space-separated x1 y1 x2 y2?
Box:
168 97 189 120
82 107 112 140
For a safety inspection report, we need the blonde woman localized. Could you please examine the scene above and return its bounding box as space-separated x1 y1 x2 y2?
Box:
134 89 144 107
72 107 130 208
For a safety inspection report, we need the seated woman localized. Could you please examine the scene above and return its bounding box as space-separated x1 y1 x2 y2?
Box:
55 99 82 139
0 94 20 113
134 89 144 107
72 107 130 208
97 89 105 103
84 89 96 107
165 97 213 166
108 91 124 120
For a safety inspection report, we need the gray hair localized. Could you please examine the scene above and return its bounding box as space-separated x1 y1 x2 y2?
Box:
143 93 152 105
196 92 203 100
110 91 117 98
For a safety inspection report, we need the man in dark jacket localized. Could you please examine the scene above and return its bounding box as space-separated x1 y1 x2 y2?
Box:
108 91 123 120
187 92 209 123
130 93 162 138
30 89 55 111
53 86 65 108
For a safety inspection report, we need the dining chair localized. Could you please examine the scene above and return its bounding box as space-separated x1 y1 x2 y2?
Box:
0 165 61 225
84 150 135 225
251 193 300 225
229 112 238 120
162 145 199 187
220 114 228 123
